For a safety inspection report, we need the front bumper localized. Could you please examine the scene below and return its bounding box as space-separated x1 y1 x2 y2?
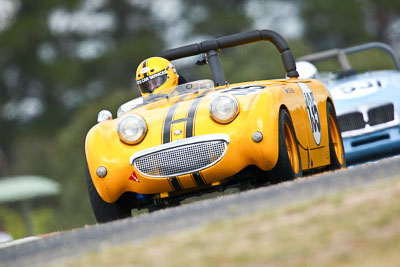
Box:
343 125 400 163
87 129 277 203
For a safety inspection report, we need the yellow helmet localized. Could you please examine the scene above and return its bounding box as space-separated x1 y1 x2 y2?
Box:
136 57 179 97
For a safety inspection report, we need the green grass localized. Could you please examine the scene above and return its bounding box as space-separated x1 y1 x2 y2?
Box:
50 176 400 267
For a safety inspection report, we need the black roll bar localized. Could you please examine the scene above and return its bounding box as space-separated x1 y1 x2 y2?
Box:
157 29 299 86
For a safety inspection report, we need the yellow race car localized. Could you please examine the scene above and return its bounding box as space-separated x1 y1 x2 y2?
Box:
85 29 346 223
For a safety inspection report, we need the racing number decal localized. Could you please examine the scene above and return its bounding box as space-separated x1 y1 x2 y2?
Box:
331 79 384 100
299 83 321 146
341 80 381 94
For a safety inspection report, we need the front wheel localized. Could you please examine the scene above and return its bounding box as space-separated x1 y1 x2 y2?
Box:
269 109 302 183
327 102 346 170
86 167 132 223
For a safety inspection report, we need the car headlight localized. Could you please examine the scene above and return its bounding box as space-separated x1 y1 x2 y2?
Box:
117 114 147 144
209 94 239 123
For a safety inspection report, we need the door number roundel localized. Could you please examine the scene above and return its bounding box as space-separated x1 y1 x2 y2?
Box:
299 83 321 145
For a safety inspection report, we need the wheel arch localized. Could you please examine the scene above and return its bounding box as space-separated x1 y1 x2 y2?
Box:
278 103 301 146
326 96 336 115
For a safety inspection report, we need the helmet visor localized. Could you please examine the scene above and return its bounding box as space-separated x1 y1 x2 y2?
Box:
137 72 168 94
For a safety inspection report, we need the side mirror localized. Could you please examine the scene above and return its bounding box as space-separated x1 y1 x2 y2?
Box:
97 110 113 123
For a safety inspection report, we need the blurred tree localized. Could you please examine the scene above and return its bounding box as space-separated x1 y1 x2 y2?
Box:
0 0 80 175
300 0 370 50
216 39 314 83
180 0 253 38
94 1 164 91
0 0 162 176
48 89 132 228
300 0 400 50
364 0 400 43
164 0 256 82
0 0 166 232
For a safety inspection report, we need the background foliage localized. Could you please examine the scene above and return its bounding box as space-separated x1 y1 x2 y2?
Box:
0 0 399 237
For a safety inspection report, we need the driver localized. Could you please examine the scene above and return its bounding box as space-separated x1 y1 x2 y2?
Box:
136 57 181 99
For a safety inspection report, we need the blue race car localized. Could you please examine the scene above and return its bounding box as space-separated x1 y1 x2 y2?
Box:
297 42 400 163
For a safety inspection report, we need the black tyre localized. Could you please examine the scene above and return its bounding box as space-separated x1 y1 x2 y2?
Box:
326 102 346 170
269 109 302 183
86 167 132 223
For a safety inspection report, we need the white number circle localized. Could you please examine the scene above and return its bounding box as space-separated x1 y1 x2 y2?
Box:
299 83 321 145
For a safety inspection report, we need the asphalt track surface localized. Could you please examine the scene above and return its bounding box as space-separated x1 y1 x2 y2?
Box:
1 155 400 266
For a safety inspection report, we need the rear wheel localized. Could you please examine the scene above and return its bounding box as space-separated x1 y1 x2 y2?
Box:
86 167 132 223
269 109 302 183
327 102 346 170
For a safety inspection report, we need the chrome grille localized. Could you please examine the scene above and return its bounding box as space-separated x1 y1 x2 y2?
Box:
337 112 365 132
133 140 227 177
368 103 394 126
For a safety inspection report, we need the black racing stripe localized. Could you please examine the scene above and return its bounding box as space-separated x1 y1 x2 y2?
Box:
185 91 208 138
163 96 188 144
142 60 148 78
163 104 177 144
163 90 210 143
169 177 182 191
169 118 187 124
192 172 205 186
